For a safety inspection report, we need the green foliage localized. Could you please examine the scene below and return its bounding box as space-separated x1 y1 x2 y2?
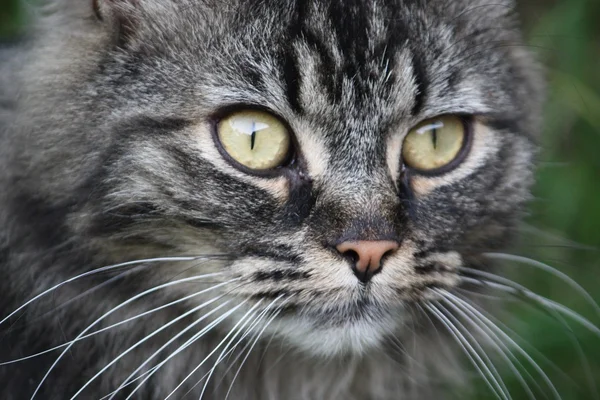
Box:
0 0 23 38
0 0 598 398
490 0 600 398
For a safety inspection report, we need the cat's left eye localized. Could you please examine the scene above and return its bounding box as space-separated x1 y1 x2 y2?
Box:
402 116 468 173
216 110 291 172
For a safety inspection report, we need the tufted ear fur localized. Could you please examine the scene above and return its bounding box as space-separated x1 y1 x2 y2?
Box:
91 0 141 46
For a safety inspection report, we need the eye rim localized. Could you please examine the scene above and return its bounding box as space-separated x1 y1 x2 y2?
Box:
210 105 298 178
402 114 474 177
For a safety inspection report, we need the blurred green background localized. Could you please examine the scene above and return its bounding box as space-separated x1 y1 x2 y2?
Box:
1 0 599 399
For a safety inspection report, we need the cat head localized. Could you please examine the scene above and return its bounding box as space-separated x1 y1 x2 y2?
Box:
4 0 543 357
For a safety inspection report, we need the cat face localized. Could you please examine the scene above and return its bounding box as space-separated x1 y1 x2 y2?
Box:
8 0 542 358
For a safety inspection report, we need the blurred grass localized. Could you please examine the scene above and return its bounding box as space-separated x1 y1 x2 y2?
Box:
1 0 599 399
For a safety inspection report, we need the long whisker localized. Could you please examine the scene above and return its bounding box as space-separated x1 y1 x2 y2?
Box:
195 301 268 399
105 283 248 400
436 301 512 400
455 289 576 386
225 306 285 400
484 252 600 319
459 285 598 399
200 304 275 395
163 299 265 400
436 289 537 400
103 300 233 400
1 256 225 328
4 266 142 337
444 289 562 400
199 296 285 399
425 303 507 400
122 300 249 400
31 272 223 400
70 281 239 399
459 273 600 337
0 279 239 366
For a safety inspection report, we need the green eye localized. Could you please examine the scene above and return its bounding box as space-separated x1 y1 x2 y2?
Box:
402 116 466 172
217 110 291 171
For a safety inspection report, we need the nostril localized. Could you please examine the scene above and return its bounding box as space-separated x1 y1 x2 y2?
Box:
335 240 400 283
382 248 396 259
340 248 360 264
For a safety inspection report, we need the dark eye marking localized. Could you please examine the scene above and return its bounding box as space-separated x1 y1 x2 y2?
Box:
253 270 311 282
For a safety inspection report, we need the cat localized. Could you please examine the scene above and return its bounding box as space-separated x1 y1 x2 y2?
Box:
3 0 587 399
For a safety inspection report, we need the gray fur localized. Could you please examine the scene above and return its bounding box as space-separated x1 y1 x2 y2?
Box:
0 0 543 399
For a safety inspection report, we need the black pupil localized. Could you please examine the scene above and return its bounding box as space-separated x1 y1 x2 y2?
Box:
250 121 256 150
432 128 438 149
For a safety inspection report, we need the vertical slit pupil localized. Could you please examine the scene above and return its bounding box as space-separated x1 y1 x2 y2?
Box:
250 121 256 150
432 128 437 149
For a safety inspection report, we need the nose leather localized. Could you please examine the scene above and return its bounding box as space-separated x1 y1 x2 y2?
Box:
336 240 399 282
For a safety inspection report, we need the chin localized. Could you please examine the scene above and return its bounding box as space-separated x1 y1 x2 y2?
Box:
270 306 404 358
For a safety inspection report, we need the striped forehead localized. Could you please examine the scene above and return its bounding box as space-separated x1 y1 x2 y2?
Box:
282 1 423 174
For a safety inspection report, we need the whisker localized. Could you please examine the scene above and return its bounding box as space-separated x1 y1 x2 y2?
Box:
0 256 225 328
459 285 598 398
518 223 598 251
102 299 234 400
121 300 249 400
455 289 576 386
3 266 142 338
484 252 600 319
459 273 600 337
107 281 251 399
225 306 285 400
202 296 286 399
196 300 270 399
0 279 238 366
425 303 507 400
70 280 240 399
31 272 223 400
436 301 512 400
437 289 537 400
444 289 562 400
163 299 265 400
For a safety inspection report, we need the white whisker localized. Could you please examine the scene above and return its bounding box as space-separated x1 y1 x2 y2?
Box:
445 289 562 400
31 272 223 400
437 289 537 400
1 256 221 327
194 303 266 399
122 300 249 400
199 296 284 399
225 306 285 400
70 282 238 399
455 289 575 385
460 274 600 337
0 279 238 366
484 252 600 319
163 300 265 400
426 303 507 400
103 300 233 400
436 301 512 400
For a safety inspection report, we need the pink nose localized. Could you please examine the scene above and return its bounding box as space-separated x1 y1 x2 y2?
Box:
336 240 399 283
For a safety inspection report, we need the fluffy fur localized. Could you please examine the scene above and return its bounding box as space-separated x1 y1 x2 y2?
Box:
0 0 543 398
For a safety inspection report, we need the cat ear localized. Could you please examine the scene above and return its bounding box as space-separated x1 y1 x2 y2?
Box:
92 0 138 21
92 0 140 44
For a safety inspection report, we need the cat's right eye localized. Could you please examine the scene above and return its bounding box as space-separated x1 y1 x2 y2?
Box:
216 110 292 172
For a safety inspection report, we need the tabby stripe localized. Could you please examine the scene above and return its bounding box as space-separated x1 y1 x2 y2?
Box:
253 270 311 282
410 51 429 116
